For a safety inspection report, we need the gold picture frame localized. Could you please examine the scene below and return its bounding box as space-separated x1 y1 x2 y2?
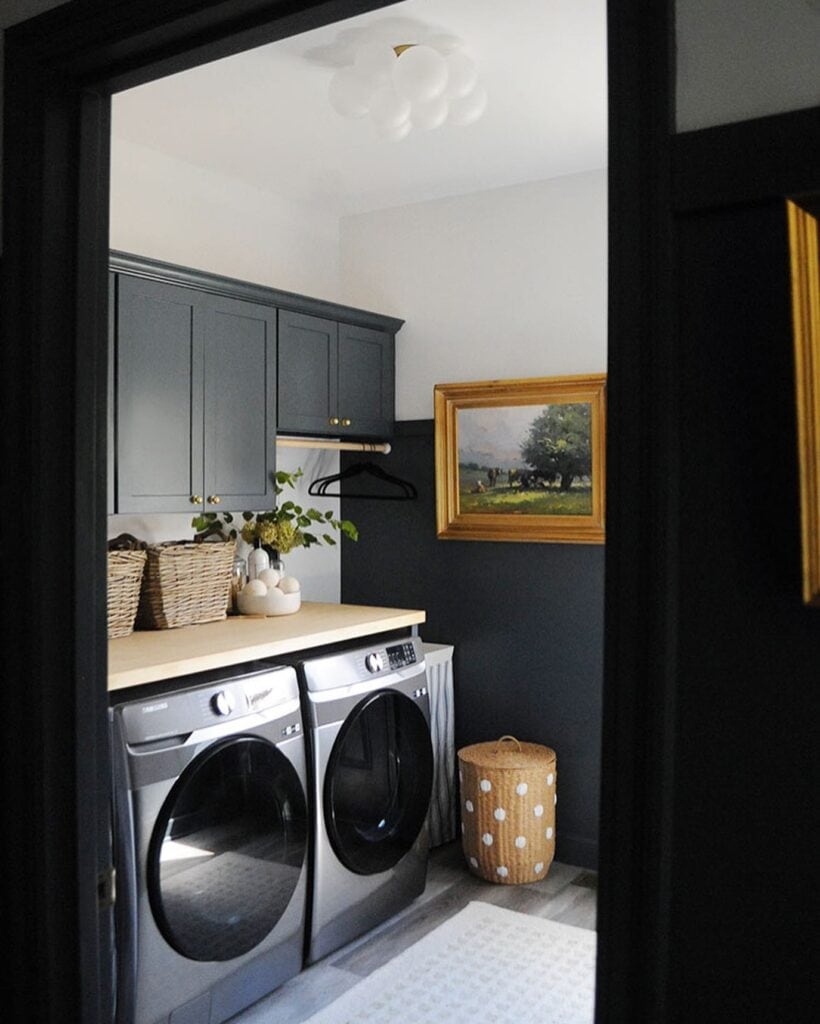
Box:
787 198 820 606
434 374 606 544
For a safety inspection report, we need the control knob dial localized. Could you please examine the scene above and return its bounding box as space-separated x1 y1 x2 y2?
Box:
365 652 384 674
211 690 235 716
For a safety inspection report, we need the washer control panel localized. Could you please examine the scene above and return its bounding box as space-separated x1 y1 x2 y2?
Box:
386 641 418 670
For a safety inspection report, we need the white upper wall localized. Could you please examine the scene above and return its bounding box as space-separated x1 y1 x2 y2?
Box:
338 170 608 421
676 0 820 131
110 138 341 301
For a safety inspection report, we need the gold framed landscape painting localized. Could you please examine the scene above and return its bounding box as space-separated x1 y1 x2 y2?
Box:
787 198 820 606
434 374 606 544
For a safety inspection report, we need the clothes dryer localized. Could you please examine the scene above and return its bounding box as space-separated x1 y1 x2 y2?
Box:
110 662 308 1024
295 636 434 964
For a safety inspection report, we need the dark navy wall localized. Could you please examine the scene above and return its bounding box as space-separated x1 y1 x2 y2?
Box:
341 422 604 869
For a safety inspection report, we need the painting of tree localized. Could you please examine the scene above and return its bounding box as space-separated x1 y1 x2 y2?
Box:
434 375 606 544
520 404 592 492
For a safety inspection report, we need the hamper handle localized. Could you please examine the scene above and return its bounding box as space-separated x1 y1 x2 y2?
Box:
495 735 522 752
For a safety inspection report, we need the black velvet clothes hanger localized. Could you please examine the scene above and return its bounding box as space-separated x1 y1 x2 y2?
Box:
308 460 418 500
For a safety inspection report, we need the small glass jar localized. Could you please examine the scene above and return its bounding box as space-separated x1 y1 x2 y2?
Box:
229 555 247 614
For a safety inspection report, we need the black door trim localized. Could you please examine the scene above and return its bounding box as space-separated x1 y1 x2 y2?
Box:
1 1 676 1021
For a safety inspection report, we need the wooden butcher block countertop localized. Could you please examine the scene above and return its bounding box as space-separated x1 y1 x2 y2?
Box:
108 602 425 691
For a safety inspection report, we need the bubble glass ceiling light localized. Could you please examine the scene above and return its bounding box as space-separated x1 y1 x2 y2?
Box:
328 37 487 141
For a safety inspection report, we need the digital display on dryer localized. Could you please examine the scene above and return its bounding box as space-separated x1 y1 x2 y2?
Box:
386 643 416 669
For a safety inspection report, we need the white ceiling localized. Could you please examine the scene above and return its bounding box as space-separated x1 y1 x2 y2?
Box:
111 0 607 218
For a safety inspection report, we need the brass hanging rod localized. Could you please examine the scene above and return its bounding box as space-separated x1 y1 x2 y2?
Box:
276 436 392 455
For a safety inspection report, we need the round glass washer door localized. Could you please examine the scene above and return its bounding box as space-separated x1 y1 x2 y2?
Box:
147 735 307 962
324 690 433 876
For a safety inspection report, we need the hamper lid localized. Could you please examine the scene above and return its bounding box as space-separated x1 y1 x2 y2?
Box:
458 735 555 770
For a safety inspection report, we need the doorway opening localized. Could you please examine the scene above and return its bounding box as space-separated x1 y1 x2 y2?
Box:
1 2 675 1022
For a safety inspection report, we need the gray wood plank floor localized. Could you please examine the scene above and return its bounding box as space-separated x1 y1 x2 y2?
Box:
230 842 597 1024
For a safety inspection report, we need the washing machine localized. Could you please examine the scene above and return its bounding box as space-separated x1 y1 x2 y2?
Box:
295 635 434 964
110 661 309 1024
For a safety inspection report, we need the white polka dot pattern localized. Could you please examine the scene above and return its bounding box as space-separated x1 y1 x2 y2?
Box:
458 745 556 885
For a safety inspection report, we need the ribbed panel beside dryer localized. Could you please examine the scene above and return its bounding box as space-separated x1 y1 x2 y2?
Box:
424 643 456 847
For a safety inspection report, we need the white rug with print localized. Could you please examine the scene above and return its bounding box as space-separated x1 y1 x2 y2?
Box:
303 901 596 1024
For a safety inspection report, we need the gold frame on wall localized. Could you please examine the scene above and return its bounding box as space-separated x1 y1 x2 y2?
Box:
787 199 820 606
434 374 606 544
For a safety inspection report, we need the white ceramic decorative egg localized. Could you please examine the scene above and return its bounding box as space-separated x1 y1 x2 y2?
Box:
277 575 301 594
257 567 282 588
237 574 300 616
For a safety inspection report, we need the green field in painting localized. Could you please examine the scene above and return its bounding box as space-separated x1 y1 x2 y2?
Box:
458 467 592 516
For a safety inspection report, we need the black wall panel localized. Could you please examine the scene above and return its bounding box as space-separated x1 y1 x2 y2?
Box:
341 423 604 869
668 200 820 1018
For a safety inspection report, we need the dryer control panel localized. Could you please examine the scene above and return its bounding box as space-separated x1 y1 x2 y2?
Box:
386 641 417 670
300 635 425 694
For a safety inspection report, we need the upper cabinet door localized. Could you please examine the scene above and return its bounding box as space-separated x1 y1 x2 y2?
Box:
201 293 277 512
277 310 339 435
337 324 395 438
115 275 202 514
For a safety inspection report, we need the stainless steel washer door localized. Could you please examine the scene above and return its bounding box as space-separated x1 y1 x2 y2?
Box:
323 690 433 876
147 735 307 962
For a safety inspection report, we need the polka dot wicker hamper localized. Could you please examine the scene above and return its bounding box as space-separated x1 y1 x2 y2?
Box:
457 735 557 884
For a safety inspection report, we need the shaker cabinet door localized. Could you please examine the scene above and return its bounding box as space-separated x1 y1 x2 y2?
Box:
277 312 395 439
201 293 277 512
276 310 338 436
337 324 394 439
115 275 202 514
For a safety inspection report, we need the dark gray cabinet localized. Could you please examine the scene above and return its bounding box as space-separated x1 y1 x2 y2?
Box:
109 251 402 515
113 274 276 514
277 311 395 439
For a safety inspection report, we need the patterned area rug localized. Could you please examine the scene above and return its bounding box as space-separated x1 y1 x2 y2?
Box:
304 901 596 1024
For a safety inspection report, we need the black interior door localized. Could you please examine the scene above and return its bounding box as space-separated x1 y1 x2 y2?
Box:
324 691 433 876
147 736 307 962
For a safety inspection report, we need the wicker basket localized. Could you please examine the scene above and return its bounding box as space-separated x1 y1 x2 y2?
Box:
136 540 235 630
107 549 147 639
458 735 557 885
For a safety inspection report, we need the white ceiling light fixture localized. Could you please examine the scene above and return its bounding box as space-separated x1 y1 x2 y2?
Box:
327 34 487 141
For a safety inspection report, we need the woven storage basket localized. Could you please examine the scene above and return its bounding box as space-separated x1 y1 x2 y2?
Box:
106 549 147 639
136 540 235 630
458 735 557 885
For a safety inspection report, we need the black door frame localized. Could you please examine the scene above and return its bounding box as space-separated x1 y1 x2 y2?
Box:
1 2 674 1021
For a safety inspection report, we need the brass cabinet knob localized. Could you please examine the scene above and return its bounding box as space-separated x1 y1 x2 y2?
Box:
329 416 340 426
190 495 203 505
341 418 352 427
207 495 221 505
